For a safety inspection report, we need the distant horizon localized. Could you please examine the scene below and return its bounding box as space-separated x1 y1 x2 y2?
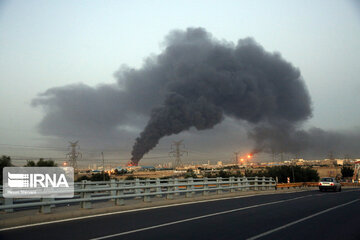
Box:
4 150 360 169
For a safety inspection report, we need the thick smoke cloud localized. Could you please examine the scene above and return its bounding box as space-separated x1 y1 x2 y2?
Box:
33 27 360 164
250 125 360 158
127 28 313 164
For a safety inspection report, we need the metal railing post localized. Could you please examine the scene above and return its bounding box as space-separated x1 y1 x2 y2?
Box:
268 177 271 190
203 177 209 196
237 177 242 191
135 179 141 198
262 177 266 190
115 180 124 206
244 177 249 191
216 177 222 194
174 178 179 196
143 179 151 202
40 198 53 213
255 176 259 190
166 178 174 200
81 180 92 209
3 198 14 213
229 177 235 192
156 178 162 197
186 178 193 198
110 179 116 201
272 178 277 190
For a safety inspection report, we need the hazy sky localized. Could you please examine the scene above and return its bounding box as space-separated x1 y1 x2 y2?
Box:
1 0 360 166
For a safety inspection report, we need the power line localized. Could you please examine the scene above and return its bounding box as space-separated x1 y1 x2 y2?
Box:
186 150 214 156
9 156 66 160
0 143 131 152
7 155 170 161
0 143 67 151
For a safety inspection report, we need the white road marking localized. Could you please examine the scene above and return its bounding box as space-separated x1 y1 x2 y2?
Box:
2 189 358 232
0 190 309 232
246 198 360 240
89 195 310 240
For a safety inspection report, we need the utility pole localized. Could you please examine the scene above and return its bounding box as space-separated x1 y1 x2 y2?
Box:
101 152 105 181
66 141 82 172
292 153 299 183
292 162 295 183
169 140 187 168
271 149 277 162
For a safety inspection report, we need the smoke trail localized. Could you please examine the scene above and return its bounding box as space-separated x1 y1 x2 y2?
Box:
250 125 360 158
36 27 360 162
129 28 312 164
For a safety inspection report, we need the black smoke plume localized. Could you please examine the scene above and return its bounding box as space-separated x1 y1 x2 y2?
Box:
130 28 311 164
250 125 360 158
33 27 360 164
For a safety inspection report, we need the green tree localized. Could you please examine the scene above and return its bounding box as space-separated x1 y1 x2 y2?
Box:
114 169 127 175
218 170 231 178
341 166 354 178
244 169 258 177
262 166 319 182
76 175 91 182
25 160 36 166
24 158 57 167
75 173 110 182
184 169 197 178
125 175 135 180
90 173 110 181
36 158 57 166
234 170 243 177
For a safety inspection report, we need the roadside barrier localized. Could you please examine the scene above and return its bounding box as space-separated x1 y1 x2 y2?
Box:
0 176 276 213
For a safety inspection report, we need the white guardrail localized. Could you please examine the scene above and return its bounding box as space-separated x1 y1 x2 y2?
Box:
0 176 276 213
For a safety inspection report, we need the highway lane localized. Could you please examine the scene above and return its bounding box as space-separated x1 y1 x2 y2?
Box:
1 189 359 240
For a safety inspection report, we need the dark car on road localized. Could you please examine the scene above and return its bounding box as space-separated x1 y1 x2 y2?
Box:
319 177 341 192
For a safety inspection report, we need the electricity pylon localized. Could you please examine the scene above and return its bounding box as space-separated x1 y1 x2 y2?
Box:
66 141 82 172
169 140 187 168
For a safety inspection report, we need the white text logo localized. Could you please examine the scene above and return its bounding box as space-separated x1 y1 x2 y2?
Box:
3 167 74 198
8 172 69 188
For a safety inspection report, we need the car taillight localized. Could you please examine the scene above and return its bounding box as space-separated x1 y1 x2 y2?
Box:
330 183 334 186
319 183 322 186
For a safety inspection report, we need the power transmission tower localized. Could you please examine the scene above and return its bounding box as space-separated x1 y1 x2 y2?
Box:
328 151 337 166
234 152 240 165
66 141 82 172
169 140 187 168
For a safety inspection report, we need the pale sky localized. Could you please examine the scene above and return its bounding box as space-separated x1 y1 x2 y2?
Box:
1 0 360 166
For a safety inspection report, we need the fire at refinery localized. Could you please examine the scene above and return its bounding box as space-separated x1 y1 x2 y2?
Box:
237 153 254 165
127 161 138 167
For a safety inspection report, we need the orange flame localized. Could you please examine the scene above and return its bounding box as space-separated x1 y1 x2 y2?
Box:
127 161 138 167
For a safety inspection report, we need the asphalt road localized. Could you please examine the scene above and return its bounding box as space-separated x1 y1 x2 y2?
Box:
1 189 359 240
